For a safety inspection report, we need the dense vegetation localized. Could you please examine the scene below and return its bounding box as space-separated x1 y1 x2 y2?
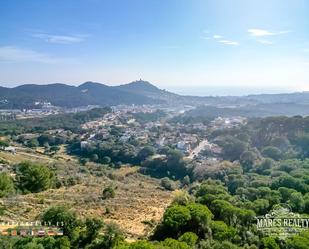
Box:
0 107 111 135
0 161 55 196
2 80 309 110
131 110 166 124
0 81 162 109
15 161 55 193
0 206 124 249
106 116 309 248
0 172 14 197
2 114 309 248
184 104 309 118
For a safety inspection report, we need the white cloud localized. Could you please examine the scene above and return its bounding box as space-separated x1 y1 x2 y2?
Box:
32 33 86 44
219 40 239 45
248 28 290 37
277 30 291 35
248 29 274 37
201 31 239 46
0 46 76 64
213 35 223 39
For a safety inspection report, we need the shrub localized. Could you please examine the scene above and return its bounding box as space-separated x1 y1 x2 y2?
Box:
102 156 111 164
102 186 115 199
181 175 191 186
137 146 156 161
79 158 88 166
178 232 198 246
161 177 176 191
105 207 111 214
16 161 55 193
0 140 9 147
41 206 78 239
91 153 99 162
172 190 192 206
0 172 14 197
261 237 279 249
186 203 213 235
261 146 282 161
79 218 104 247
162 238 190 249
162 205 191 233
210 221 237 241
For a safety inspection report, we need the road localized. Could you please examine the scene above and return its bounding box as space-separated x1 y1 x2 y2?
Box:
187 139 212 159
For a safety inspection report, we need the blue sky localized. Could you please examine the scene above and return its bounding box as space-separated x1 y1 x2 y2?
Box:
0 0 308 95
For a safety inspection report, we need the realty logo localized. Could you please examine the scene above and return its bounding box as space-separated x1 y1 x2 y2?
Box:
256 204 309 239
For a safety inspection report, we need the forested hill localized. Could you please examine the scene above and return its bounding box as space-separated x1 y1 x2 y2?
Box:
1 80 309 110
0 81 164 109
182 103 309 118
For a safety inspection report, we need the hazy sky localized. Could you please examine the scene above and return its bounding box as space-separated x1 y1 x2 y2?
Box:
0 0 308 94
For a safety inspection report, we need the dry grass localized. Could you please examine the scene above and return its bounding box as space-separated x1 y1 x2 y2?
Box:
1 159 172 239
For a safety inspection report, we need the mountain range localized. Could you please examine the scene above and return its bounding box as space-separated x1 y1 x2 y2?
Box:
0 80 175 109
0 80 309 110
